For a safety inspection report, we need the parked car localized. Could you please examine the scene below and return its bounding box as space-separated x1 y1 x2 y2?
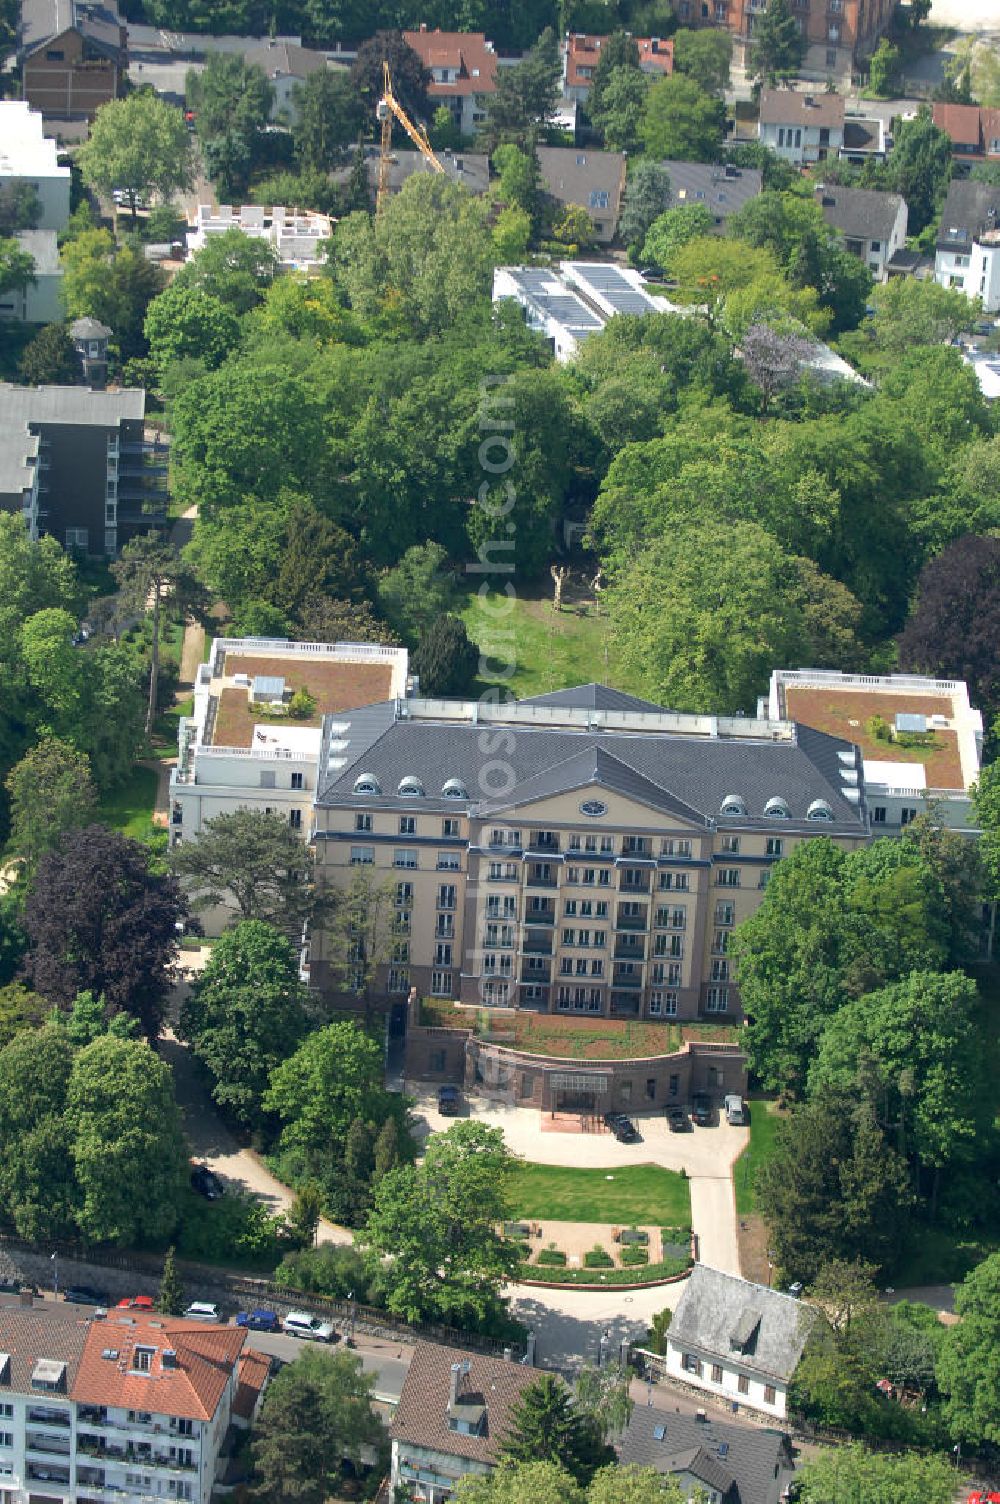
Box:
614 1117 640 1143
437 1085 460 1116
64 1285 110 1306
116 1295 154 1310
282 1311 337 1343
190 1164 224 1200
236 1309 280 1332
724 1093 746 1126
603 1111 627 1129
666 1105 691 1133
183 1302 221 1323
691 1093 712 1126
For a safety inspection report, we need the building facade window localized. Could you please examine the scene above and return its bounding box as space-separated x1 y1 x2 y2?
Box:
706 986 729 1012
431 969 452 995
394 849 418 869
355 813 372 832
738 1374 749 1395
717 868 741 887
350 845 374 865
399 816 415 835
764 1384 777 1404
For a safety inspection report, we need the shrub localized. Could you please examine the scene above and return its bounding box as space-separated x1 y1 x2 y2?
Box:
288 687 317 718
176 1190 288 1266
537 1247 567 1267
584 1246 614 1269
274 1243 371 1300
621 1246 649 1266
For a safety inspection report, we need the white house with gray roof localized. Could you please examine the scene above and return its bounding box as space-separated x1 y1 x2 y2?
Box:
665 1266 816 1420
814 183 907 281
935 179 1000 313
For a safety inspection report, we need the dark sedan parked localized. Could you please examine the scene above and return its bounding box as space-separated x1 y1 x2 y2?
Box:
191 1164 225 1200
692 1093 713 1126
64 1285 111 1306
666 1105 691 1132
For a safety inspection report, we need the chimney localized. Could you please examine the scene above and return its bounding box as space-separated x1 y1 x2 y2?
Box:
503 1347 513 1362
19 1288 33 1308
525 1331 536 1366
449 1362 461 1409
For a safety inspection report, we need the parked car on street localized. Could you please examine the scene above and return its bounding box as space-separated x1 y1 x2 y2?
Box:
236 1309 280 1332
64 1285 111 1306
282 1311 337 1343
692 1093 712 1126
666 1105 691 1132
183 1302 221 1322
190 1163 224 1200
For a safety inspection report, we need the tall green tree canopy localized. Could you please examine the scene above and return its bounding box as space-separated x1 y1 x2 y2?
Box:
78 91 192 218
641 75 726 161
751 0 805 82
169 807 323 938
181 920 310 1130
937 1251 1000 1444
500 1374 614 1486
4 737 97 879
363 1120 519 1326
884 108 953 235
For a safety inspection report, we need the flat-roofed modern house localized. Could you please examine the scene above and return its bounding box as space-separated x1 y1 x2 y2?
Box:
763 668 983 834
657 159 763 231
402 26 498 138
389 1343 539 1503
169 636 410 879
0 101 72 229
0 383 167 554
308 684 869 1025
813 183 907 280
493 261 680 361
18 0 126 120
664 1265 816 1421
535 146 627 244
186 204 332 271
934 179 1000 313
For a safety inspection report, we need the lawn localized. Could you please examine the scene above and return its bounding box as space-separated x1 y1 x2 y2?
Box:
97 764 160 840
734 1098 783 1216
511 1161 690 1226
456 586 629 700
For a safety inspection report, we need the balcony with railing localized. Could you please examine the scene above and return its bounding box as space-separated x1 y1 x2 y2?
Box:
524 902 555 925
614 938 646 961
615 906 647 931
27 1407 71 1428
526 865 558 889
27 1432 72 1457
612 966 643 989
522 932 553 956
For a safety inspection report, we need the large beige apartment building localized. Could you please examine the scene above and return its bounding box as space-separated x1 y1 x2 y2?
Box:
309 685 869 1022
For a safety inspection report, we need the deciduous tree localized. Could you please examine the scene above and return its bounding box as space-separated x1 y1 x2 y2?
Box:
618 161 671 256
350 29 430 124
143 283 241 378
750 0 805 82
898 534 1000 717
884 107 952 235
78 91 192 220
187 55 273 199
171 227 277 314
65 1034 187 1245
293 67 362 171
17 323 78 385
641 202 714 270
641 75 725 162
363 1121 520 1326
24 826 182 1038
673 28 733 94
797 1445 954 1504
181 921 310 1130
4 737 97 879
590 66 648 153
938 1251 1000 1444
112 531 207 733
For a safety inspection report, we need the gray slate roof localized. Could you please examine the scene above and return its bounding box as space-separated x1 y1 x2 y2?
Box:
518 684 668 714
814 184 904 243
20 0 123 57
0 423 39 499
242 37 326 79
71 316 112 339
536 145 626 222
938 178 1000 246
758 88 844 129
668 1266 816 1384
0 382 144 426
315 695 866 831
660 160 763 224
620 1404 794 1504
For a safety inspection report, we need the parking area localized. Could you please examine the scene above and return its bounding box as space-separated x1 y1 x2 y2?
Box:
409 1084 747 1276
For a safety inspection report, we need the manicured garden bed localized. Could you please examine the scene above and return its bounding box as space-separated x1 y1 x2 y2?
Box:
517 1253 691 1286
511 1161 690 1226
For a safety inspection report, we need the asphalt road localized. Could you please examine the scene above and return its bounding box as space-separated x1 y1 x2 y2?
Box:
242 1327 413 1402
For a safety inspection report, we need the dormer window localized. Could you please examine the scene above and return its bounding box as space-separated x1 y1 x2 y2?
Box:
719 794 747 817
131 1347 154 1374
806 799 834 821
441 778 469 799
353 773 382 796
764 797 790 819
398 776 425 797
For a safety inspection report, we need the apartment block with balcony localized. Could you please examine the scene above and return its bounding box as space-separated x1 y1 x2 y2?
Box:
170 639 410 926
309 684 869 1023
0 1303 264 1504
0 384 166 556
676 0 893 81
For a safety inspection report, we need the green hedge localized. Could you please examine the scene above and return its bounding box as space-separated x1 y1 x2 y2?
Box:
620 1246 649 1267
536 1248 567 1267
518 1254 691 1286
584 1249 614 1269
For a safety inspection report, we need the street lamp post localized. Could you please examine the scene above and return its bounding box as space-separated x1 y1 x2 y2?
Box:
51 1252 58 1299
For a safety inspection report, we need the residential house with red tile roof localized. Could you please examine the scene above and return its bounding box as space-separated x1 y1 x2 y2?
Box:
932 102 1000 164
562 32 673 104
402 26 498 138
0 1302 265 1504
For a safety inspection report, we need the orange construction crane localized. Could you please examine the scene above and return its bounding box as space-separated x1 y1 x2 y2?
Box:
376 60 445 215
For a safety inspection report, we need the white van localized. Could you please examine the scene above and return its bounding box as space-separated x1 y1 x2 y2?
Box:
183 1302 221 1323
282 1311 336 1343
724 1094 746 1126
